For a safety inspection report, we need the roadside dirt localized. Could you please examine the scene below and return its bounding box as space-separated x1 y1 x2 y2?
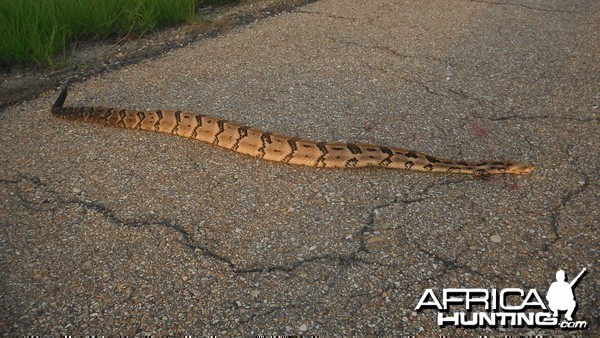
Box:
0 0 317 111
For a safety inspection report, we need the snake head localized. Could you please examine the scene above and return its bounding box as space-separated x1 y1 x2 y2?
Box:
505 162 535 175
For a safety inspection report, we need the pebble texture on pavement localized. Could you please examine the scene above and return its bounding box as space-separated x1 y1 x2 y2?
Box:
1 0 598 335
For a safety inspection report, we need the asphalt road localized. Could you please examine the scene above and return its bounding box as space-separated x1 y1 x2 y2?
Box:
1 0 598 335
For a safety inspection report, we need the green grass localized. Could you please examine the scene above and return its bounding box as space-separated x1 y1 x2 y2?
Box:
0 0 202 67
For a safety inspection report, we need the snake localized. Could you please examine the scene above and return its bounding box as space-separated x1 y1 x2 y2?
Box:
51 83 534 175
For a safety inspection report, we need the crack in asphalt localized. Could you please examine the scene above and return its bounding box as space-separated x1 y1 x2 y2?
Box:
348 42 597 126
489 114 599 122
0 173 474 276
1 173 237 269
332 38 449 65
237 304 289 325
4 170 589 284
327 37 597 127
542 174 591 252
295 9 356 20
425 87 598 125
412 84 598 124
0 173 425 274
359 178 498 278
469 0 579 13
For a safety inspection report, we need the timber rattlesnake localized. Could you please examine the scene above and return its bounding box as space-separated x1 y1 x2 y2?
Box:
51 84 534 175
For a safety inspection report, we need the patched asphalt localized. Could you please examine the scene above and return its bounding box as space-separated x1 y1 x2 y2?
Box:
1 0 598 335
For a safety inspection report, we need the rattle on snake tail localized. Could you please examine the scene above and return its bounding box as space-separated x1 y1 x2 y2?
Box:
51 83 535 176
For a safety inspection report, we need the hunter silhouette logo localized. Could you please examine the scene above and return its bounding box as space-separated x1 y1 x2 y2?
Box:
546 268 586 322
415 268 589 330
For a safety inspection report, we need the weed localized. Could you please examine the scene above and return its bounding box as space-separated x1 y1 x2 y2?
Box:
0 0 200 67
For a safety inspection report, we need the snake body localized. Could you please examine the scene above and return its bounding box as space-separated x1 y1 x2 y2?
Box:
51 84 534 175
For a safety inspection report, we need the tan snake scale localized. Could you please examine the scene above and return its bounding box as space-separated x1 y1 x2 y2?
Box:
51 84 534 175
